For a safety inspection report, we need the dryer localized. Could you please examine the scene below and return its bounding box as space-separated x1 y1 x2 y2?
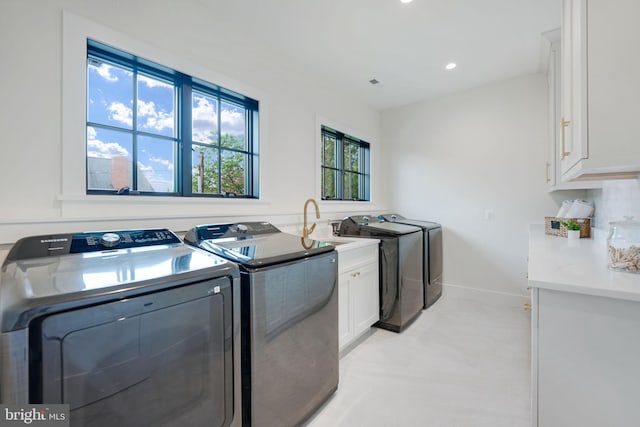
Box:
184 222 338 427
338 215 423 332
0 229 241 427
381 214 443 308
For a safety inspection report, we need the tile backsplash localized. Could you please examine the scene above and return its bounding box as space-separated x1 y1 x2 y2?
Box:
587 179 640 229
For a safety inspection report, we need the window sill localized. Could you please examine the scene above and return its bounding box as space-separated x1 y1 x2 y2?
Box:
59 193 264 204
320 199 371 203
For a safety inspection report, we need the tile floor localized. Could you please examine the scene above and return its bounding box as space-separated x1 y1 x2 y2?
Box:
305 285 532 427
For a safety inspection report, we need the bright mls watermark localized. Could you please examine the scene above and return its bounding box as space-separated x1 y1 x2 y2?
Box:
0 405 69 426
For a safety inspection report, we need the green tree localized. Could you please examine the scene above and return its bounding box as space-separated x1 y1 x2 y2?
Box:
343 141 360 199
322 134 337 199
192 133 246 195
322 134 362 200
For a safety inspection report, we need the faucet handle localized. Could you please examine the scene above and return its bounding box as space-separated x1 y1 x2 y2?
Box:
307 223 317 236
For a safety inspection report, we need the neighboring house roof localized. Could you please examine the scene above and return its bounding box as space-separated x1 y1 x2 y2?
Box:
87 157 154 192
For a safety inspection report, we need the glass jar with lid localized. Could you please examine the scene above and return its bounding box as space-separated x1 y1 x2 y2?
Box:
607 216 640 273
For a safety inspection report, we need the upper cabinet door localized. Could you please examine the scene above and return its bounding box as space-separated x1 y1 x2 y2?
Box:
586 0 640 173
560 0 640 181
560 0 588 177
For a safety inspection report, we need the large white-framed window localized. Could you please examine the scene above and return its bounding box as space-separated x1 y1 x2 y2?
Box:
62 11 267 219
86 40 259 198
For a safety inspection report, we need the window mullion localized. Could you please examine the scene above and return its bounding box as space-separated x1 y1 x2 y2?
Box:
181 76 192 195
252 109 259 196
358 144 364 200
337 133 344 200
217 96 222 195
132 67 138 191
245 109 251 195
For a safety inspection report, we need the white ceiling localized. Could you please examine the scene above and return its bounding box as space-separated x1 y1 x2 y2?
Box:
212 0 561 110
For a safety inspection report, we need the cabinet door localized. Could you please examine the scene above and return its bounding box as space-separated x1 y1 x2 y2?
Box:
351 262 379 336
338 272 352 352
546 37 559 187
537 289 640 427
560 0 640 180
586 0 640 169
560 0 588 176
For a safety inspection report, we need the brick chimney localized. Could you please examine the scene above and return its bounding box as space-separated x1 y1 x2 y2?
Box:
111 155 129 190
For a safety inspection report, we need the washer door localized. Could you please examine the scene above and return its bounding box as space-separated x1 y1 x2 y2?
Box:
31 277 234 427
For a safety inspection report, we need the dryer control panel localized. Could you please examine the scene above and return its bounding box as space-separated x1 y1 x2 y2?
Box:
191 222 281 241
4 229 181 261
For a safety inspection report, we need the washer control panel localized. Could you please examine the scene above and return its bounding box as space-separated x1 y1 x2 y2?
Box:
72 229 181 253
4 229 182 261
100 232 121 248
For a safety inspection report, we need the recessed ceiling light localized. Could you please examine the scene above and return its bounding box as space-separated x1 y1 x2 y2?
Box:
369 78 384 89
400 0 413 4
445 62 457 70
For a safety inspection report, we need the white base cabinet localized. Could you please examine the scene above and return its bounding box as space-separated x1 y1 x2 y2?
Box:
336 242 379 353
528 228 640 426
531 289 640 427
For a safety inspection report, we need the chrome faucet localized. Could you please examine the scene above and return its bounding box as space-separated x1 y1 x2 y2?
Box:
302 198 320 239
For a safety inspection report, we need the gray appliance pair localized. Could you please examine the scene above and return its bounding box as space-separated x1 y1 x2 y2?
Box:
338 215 424 332
338 214 443 332
381 214 443 309
184 222 339 427
0 229 241 427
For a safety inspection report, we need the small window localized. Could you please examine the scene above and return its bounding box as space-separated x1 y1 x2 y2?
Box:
321 126 370 201
86 39 259 197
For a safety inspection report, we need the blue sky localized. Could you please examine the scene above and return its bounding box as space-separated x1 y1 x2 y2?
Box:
87 61 245 192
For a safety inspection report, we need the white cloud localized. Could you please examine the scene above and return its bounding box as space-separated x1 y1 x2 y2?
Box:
221 109 245 135
137 161 154 173
87 127 129 158
105 99 173 133
93 63 120 82
149 156 174 171
192 95 217 143
139 75 171 89
190 98 245 140
138 100 174 133
108 102 133 127
137 100 156 117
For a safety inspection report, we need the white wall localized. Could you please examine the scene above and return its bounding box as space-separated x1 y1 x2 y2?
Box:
0 0 387 244
381 74 581 296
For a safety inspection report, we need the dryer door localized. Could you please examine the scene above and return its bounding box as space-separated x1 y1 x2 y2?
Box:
245 250 339 427
427 227 443 308
31 277 234 427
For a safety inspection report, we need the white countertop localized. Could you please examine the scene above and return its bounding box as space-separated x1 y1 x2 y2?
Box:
314 235 380 253
278 223 380 253
528 225 640 302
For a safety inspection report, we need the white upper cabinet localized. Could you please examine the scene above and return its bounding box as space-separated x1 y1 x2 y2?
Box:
560 0 640 181
559 0 587 176
546 32 560 188
544 29 599 190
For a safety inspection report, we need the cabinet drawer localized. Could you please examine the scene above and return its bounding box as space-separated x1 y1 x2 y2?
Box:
337 243 378 272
